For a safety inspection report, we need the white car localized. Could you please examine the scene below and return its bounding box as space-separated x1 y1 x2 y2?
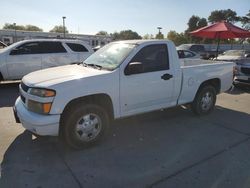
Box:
0 39 93 81
14 40 234 149
217 50 250 86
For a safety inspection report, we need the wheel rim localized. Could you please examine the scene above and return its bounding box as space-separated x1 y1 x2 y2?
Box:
75 113 102 142
201 91 213 111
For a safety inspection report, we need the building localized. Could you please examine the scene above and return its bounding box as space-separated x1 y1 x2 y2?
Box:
0 29 112 47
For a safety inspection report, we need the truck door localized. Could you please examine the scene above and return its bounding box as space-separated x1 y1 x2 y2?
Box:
120 44 175 117
6 42 42 80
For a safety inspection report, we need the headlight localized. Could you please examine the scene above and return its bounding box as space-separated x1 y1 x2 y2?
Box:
29 88 56 97
27 100 52 114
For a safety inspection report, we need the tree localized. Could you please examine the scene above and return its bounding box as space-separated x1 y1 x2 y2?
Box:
111 30 142 40
167 31 188 46
96 31 109 36
49 25 68 33
198 18 208 28
3 23 25 30
185 15 208 43
2 23 43 31
185 15 207 33
143 34 154 39
155 32 164 39
25 25 43 31
240 10 250 29
208 9 239 23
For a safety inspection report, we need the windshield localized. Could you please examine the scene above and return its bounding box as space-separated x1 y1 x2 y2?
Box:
84 43 136 70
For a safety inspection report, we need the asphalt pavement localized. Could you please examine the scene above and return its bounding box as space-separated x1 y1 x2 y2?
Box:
0 82 250 188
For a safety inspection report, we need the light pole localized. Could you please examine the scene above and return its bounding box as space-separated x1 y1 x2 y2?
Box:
13 23 17 43
62 16 66 38
157 27 162 34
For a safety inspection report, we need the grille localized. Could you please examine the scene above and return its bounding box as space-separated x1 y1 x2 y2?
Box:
241 67 250 75
21 82 29 92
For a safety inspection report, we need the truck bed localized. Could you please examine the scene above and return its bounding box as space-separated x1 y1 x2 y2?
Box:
177 60 234 105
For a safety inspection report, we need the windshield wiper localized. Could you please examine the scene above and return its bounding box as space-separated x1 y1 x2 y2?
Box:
82 62 102 70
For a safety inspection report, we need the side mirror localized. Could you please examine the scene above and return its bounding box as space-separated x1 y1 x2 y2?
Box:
124 62 144 75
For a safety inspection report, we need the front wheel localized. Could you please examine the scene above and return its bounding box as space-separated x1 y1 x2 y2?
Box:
191 85 216 115
61 103 109 149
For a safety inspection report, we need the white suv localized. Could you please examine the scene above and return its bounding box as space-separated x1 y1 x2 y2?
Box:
0 39 94 81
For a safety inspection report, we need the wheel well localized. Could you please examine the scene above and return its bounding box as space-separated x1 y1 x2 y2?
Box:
62 93 114 121
197 78 221 94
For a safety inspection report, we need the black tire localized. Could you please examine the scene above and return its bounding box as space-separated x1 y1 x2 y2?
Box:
191 85 216 115
61 103 109 149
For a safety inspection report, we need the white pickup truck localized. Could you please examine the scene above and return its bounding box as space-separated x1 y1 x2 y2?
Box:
14 40 234 148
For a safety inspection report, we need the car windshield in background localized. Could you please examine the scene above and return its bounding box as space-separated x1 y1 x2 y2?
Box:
84 43 136 70
223 50 245 57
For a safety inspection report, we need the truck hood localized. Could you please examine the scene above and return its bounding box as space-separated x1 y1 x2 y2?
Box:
22 64 110 87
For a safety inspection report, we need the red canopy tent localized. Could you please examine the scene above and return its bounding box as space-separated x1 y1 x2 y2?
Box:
190 21 250 57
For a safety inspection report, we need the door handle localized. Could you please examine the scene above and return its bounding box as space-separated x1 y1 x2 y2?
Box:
161 73 173 80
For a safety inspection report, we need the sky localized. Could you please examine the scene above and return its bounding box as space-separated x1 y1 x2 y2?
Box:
1 0 249 36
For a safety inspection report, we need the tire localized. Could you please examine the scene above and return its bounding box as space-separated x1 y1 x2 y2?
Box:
191 85 216 115
61 103 109 149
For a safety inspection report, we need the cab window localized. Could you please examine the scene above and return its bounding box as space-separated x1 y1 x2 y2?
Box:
129 44 169 73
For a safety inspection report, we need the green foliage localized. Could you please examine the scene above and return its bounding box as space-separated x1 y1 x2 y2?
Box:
3 23 25 30
25 25 43 31
155 32 164 39
3 23 43 31
96 31 109 36
111 30 142 40
208 9 239 23
185 15 208 43
143 34 154 39
49 25 68 33
167 31 188 46
240 10 250 29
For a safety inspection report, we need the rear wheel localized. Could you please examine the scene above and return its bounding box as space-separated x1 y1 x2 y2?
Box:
61 103 109 149
191 85 216 115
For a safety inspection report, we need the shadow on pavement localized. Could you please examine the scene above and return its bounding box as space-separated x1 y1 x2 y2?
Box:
226 85 250 95
1 106 250 188
0 82 19 107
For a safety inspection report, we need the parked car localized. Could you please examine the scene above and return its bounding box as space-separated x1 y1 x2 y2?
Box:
176 48 201 59
0 39 93 81
217 50 250 86
14 40 234 149
178 44 222 59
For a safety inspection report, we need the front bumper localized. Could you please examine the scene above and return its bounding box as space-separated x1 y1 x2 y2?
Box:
234 75 250 86
14 97 60 136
